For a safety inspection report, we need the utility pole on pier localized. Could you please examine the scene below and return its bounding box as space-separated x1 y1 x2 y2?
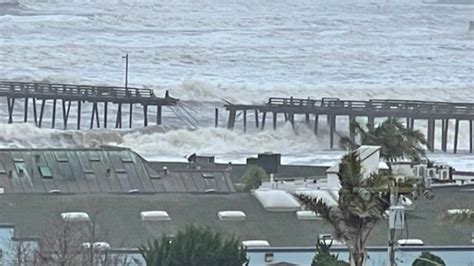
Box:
123 53 129 93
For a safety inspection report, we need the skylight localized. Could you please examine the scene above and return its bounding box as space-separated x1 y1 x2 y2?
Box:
397 239 424 246
39 166 53 179
254 189 300 212
81 242 110 250
218 211 246 221
242 240 270 248
140 211 171 221
296 210 320 220
61 212 90 222
295 189 338 207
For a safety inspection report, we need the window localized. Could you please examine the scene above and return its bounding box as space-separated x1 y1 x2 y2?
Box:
55 153 68 162
88 152 100 162
39 166 53 179
121 152 133 163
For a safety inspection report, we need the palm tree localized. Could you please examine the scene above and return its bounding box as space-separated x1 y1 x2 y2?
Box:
340 117 427 164
298 152 391 266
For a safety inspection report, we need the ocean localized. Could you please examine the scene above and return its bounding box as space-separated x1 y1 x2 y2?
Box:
0 0 473 169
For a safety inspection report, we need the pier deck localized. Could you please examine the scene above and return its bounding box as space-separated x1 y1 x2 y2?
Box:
0 81 178 129
225 97 474 153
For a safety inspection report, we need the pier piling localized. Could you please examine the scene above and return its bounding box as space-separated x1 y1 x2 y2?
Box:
224 97 474 154
0 81 178 130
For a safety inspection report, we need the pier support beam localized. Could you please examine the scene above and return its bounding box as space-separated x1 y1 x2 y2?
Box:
289 112 295 129
227 110 236 129
32 98 38 126
470 120 473 153
427 118 435 152
90 102 99 129
129 104 133 128
39 99 46 128
144 104 148 127
77 100 81 130
62 100 71 129
454 119 460 154
23 97 28 122
156 105 162 125
52 99 57 128
104 102 108 128
261 112 267 130
116 103 122 128
273 112 277 130
243 110 247 133
367 116 374 130
349 115 356 143
314 113 319 135
7 98 15 124
442 119 448 152
329 114 336 149
255 110 259 128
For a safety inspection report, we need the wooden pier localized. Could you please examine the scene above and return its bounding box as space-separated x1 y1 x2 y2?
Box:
0 81 178 129
225 97 474 154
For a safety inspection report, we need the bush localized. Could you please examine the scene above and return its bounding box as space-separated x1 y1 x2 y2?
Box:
140 225 248 266
312 241 349 266
412 252 446 266
240 165 267 191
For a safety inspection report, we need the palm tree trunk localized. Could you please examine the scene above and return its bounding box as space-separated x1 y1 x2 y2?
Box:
349 234 365 266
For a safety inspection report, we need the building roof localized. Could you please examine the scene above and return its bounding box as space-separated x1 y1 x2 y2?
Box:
0 147 235 193
1 186 472 248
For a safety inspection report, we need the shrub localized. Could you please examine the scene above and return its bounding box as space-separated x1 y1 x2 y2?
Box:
412 252 446 266
312 240 349 266
140 225 248 266
240 165 267 191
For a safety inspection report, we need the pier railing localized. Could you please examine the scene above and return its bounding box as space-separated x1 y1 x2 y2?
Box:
0 81 178 104
0 80 180 129
263 97 474 115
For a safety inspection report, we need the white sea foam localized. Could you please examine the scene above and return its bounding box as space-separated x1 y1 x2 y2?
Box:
1 0 474 169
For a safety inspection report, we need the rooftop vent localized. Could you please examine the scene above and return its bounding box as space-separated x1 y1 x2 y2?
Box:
254 189 300 212
61 212 90 222
81 242 110 250
218 211 246 221
296 211 320 220
242 240 270 248
202 173 214 179
187 154 215 165
12 156 24 163
140 211 171 221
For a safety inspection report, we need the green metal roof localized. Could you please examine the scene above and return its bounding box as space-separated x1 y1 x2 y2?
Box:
0 147 235 193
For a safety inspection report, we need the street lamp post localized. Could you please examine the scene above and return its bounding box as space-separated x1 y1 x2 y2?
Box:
123 53 129 93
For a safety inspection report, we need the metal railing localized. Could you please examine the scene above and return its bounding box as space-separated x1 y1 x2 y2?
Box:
0 81 158 100
263 97 474 115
